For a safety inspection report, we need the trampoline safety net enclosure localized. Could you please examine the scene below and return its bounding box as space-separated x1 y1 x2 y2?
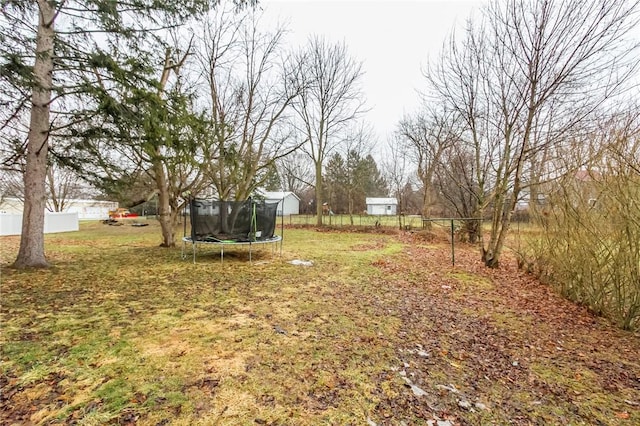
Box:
189 198 279 242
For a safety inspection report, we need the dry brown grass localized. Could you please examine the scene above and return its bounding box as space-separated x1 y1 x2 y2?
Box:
1 221 639 425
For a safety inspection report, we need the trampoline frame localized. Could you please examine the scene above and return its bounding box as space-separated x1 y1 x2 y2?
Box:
181 235 282 264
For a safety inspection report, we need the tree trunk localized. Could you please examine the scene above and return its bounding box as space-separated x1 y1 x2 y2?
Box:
348 189 354 225
482 190 518 268
464 219 479 244
154 161 174 247
315 161 323 226
169 199 180 240
397 194 403 230
482 192 503 268
422 184 432 230
13 1 55 269
483 207 513 268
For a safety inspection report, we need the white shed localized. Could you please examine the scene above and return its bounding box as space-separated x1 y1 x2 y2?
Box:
262 191 300 215
366 197 398 215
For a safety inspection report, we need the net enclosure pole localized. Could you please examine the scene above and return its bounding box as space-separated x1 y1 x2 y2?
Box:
250 201 255 263
280 196 284 257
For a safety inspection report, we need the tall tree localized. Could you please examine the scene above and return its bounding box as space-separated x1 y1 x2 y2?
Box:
360 154 387 199
341 124 384 222
263 163 282 191
66 39 209 248
426 0 640 267
383 136 413 229
324 152 347 214
1 0 210 267
197 6 299 202
433 145 482 242
397 106 460 219
290 36 366 225
8 0 55 268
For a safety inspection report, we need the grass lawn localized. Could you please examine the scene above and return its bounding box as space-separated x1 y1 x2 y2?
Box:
1 221 639 425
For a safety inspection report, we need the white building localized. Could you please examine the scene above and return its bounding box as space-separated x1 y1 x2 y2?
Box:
0 197 118 220
366 197 398 215
261 191 300 215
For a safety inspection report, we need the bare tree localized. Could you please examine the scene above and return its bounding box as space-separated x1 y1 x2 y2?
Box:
426 17 495 242
197 7 299 202
397 105 461 219
46 164 83 212
427 0 640 267
0 170 24 206
3 150 104 213
290 36 366 225
276 151 314 194
433 145 482 242
383 135 412 229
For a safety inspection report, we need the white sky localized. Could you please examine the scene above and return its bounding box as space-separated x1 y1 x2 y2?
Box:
260 0 486 145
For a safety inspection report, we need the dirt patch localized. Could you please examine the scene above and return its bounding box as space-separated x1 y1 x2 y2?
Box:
286 223 401 235
351 240 388 251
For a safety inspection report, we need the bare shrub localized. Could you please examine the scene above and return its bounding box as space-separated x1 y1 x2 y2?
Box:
529 113 640 330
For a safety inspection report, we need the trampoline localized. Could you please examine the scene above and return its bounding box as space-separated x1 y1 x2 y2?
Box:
181 198 283 263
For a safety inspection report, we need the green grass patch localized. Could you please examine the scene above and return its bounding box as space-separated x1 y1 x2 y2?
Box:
0 225 402 424
1 222 638 425
448 271 494 290
529 362 640 424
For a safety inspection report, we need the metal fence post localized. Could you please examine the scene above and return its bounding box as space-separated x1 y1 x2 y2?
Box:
451 219 455 266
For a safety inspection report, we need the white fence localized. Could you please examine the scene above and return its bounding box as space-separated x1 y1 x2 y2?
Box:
0 197 117 220
0 212 79 236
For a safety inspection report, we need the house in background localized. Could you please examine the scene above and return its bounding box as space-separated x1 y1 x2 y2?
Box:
63 199 119 219
366 197 398 215
0 197 118 219
572 169 602 207
261 191 300 215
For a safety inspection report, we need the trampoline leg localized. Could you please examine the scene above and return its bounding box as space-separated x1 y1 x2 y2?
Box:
192 243 196 264
221 245 224 265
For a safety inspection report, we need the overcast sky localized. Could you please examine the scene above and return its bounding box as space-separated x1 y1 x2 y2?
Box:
260 0 485 146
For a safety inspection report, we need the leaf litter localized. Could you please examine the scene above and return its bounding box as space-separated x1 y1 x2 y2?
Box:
0 224 638 425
